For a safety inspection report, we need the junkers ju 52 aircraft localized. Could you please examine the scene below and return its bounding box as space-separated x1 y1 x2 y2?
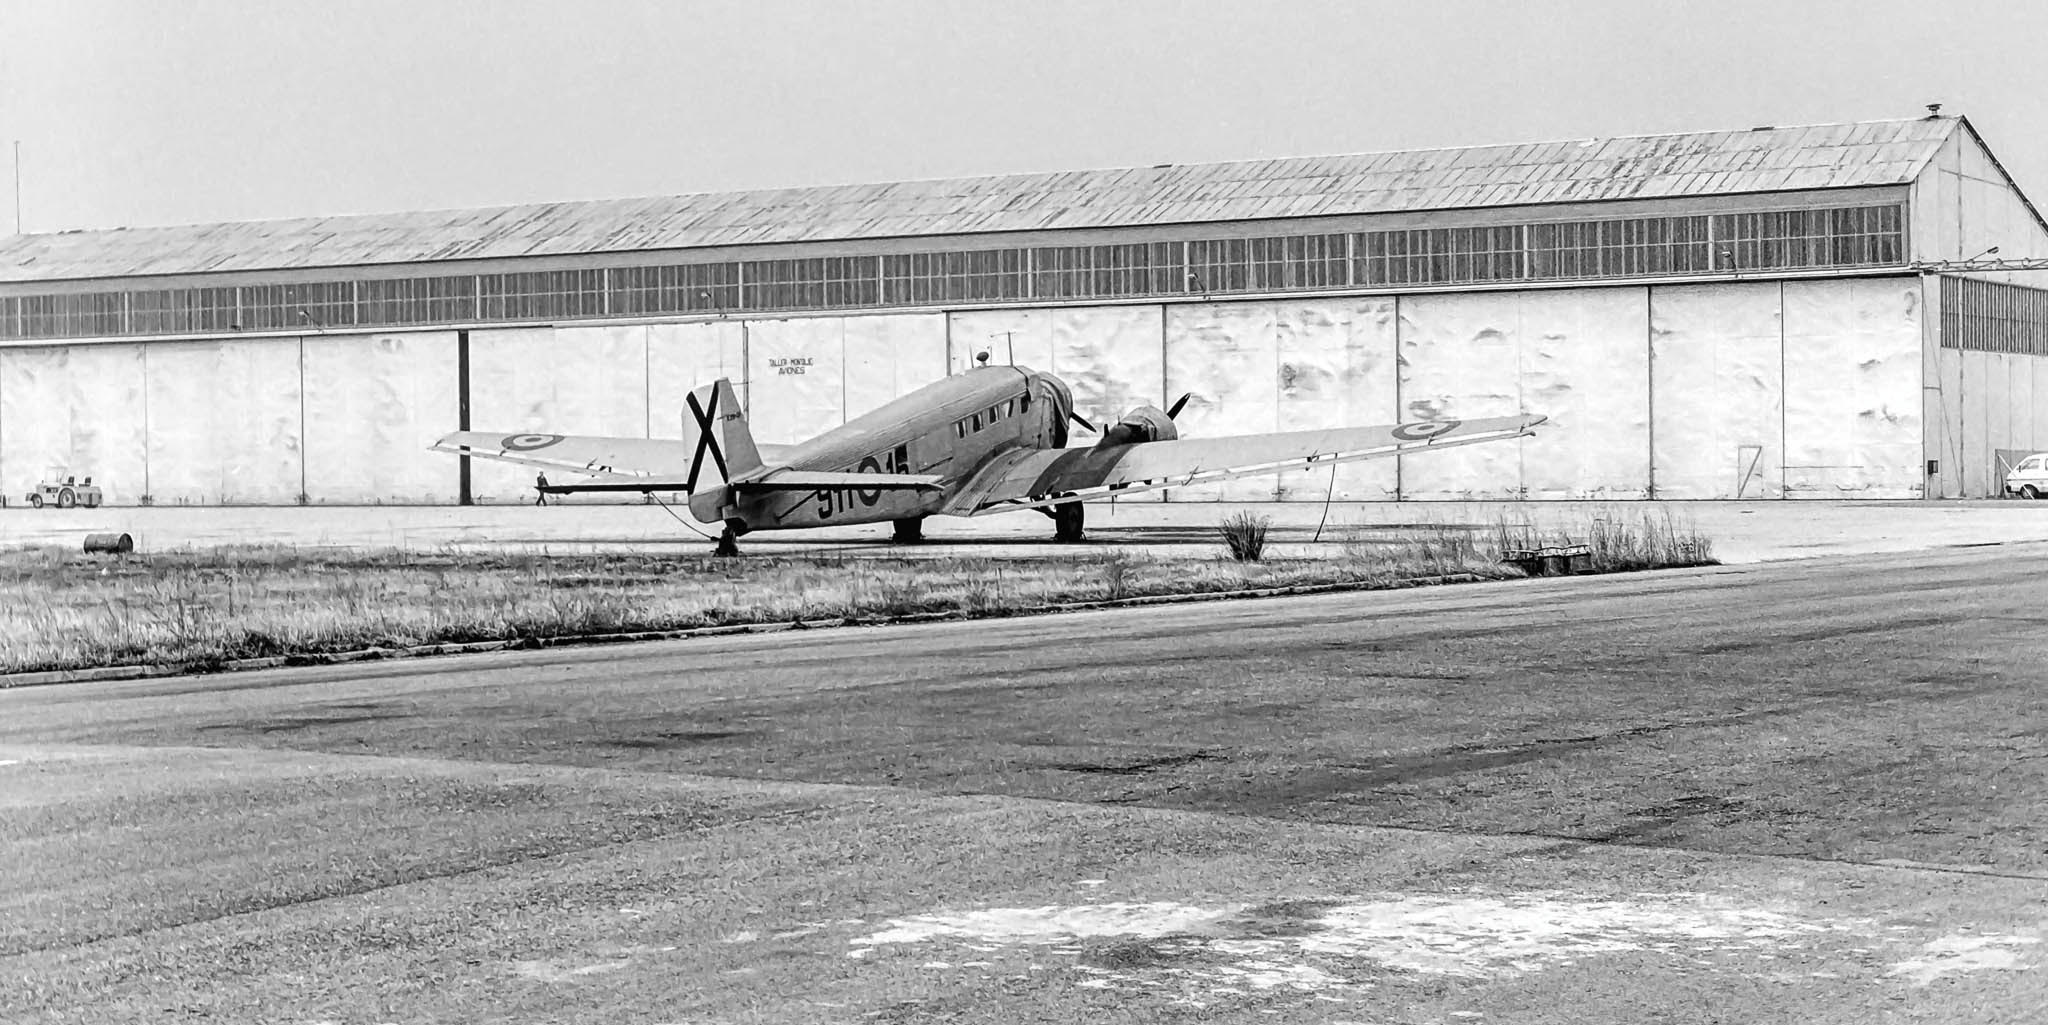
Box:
432 361 1545 551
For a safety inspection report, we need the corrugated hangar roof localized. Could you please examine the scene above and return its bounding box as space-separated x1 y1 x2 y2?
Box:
0 117 1959 283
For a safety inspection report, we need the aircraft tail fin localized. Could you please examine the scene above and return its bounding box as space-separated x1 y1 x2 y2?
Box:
681 378 762 489
679 379 760 526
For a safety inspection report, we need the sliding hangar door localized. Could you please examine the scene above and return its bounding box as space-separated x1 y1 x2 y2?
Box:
0 276 1924 504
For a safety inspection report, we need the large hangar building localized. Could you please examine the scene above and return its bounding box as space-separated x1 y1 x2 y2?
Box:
3 113 2046 506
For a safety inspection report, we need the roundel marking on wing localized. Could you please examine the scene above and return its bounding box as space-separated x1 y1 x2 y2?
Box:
1391 419 1461 442
501 433 567 452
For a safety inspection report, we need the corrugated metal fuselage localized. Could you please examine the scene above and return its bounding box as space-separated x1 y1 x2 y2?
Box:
732 366 1071 530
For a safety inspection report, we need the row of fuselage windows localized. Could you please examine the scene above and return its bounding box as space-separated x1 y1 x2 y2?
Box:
954 397 1023 439
0 204 1910 340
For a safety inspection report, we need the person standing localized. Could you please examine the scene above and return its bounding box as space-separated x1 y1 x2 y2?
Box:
534 471 550 506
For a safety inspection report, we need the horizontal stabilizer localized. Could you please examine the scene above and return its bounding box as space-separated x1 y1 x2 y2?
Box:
526 468 942 495
429 378 772 497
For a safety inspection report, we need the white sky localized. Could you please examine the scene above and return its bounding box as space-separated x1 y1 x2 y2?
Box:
1 0 2044 233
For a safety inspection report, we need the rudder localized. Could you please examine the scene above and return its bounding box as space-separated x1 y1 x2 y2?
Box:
681 378 762 491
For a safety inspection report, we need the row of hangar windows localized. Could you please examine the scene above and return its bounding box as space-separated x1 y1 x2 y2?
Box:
1940 276 2048 357
0 204 1906 341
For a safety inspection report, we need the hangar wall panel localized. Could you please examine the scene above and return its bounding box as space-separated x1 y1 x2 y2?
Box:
2037 358 2048 456
0 344 149 505
1517 287 1650 499
1273 299 1401 501
1649 283 1784 498
301 332 459 504
1923 277 1961 499
1396 292 1529 499
1941 348 1974 500
1051 306 1167 428
1161 299 1400 501
843 313 949 420
144 338 304 504
470 326 647 503
1930 346 1963 497
1912 133 1963 263
747 318 846 445
647 321 746 441
1958 350 1990 496
1052 306 1167 503
1782 278 1923 498
1166 303 1282 500
2010 355 2036 460
947 308 1058 376
949 305 1165 438
1983 353 2015 485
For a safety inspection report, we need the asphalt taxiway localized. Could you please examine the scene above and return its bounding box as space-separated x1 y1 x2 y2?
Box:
3 544 2045 1022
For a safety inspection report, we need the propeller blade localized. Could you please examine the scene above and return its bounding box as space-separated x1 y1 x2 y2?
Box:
1165 392 1192 419
1069 411 1097 433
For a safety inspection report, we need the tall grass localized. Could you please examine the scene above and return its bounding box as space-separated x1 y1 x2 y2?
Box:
0 512 1715 677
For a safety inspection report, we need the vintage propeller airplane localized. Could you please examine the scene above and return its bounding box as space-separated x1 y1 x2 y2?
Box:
431 359 1545 552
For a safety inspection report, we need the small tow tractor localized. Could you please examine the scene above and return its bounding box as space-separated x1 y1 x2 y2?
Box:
25 469 103 509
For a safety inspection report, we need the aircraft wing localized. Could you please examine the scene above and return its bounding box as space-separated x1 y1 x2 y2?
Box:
942 414 1546 514
432 431 696 482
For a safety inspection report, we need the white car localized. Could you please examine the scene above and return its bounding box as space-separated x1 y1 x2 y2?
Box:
2007 453 2048 499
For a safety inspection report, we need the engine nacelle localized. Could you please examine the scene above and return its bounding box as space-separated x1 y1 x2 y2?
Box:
1093 405 1180 448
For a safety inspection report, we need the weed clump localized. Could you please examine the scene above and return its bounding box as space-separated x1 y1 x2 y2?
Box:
1219 513 1272 562
1491 509 1716 574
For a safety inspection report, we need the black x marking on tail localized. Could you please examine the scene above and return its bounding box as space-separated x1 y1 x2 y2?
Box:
684 387 728 492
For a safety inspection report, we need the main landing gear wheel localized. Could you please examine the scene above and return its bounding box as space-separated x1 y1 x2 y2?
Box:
892 516 925 543
714 525 742 557
1053 502 1085 543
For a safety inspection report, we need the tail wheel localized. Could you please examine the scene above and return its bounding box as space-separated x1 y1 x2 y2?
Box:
57 489 75 509
2025 485 2041 500
28 493 43 509
1053 501 1085 543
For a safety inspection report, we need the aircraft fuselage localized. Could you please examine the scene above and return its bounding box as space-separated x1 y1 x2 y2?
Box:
732 366 1073 530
